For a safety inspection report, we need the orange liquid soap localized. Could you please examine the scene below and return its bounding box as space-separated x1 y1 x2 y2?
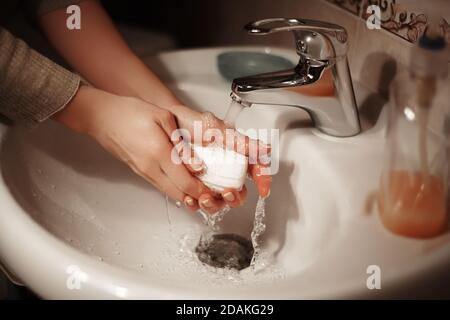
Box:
378 170 447 238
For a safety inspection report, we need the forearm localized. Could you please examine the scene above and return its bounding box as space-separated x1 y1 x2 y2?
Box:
39 0 179 108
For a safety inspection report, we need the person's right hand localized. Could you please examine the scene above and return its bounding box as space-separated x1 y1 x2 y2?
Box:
53 85 214 212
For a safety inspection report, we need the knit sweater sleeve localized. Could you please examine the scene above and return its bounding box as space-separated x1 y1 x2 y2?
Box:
0 27 80 126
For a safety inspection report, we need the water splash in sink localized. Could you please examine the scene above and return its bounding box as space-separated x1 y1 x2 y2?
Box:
193 197 270 272
165 194 173 234
198 206 230 231
250 196 267 268
152 227 285 287
162 189 278 279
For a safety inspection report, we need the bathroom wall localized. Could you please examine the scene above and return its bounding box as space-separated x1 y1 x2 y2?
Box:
178 0 449 98
325 0 450 99
327 0 449 44
105 0 449 98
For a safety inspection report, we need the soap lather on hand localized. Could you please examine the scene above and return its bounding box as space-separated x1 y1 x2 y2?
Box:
174 108 272 213
192 142 271 195
188 142 271 213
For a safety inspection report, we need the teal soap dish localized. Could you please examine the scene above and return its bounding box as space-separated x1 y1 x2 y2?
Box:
217 51 295 82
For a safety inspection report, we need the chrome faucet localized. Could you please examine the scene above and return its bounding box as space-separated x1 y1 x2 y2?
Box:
231 18 361 137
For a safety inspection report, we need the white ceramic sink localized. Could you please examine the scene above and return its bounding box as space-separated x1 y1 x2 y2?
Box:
0 47 449 299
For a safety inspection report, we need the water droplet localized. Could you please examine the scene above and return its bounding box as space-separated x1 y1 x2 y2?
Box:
138 264 144 269
37 169 43 175
115 251 121 256
50 184 56 189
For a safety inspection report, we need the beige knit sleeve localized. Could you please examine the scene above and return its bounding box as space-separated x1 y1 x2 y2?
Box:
0 27 80 126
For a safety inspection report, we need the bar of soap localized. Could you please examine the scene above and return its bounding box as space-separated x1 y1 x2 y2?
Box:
192 144 248 193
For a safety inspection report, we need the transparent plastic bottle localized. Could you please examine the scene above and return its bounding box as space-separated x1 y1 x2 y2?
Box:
378 30 449 238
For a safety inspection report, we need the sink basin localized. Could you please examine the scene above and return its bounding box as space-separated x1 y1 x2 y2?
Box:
0 47 449 299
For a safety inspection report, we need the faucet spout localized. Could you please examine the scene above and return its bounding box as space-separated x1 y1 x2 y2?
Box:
232 62 326 93
231 18 361 137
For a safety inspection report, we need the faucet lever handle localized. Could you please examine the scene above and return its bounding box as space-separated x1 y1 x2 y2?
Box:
245 18 348 59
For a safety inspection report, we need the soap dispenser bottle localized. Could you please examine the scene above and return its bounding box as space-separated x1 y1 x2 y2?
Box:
378 28 449 238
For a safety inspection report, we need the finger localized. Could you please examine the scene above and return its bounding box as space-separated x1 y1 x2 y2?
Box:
141 167 200 212
156 113 207 194
222 185 248 208
184 159 204 175
157 109 179 141
200 112 271 158
160 140 209 199
256 140 272 162
201 111 249 154
224 130 271 160
179 143 205 175
228 131 250 155
154 111 212 201
249 164 272 198
137 167 186 203
183 195 200 212
198 193 225 214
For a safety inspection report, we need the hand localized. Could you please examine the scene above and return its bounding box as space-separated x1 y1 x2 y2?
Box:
54 85 212 211
168 104 272 212
55 86 271 214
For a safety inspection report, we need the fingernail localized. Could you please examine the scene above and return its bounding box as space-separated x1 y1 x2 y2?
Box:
201 198 213 208
261 187 270 198
184 196 195 206
223 192 235 202
191 161 204 172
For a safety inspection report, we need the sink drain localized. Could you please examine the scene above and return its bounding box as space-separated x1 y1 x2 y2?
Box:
195 233 254 270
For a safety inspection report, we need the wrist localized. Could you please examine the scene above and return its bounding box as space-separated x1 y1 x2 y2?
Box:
53 85 115 135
